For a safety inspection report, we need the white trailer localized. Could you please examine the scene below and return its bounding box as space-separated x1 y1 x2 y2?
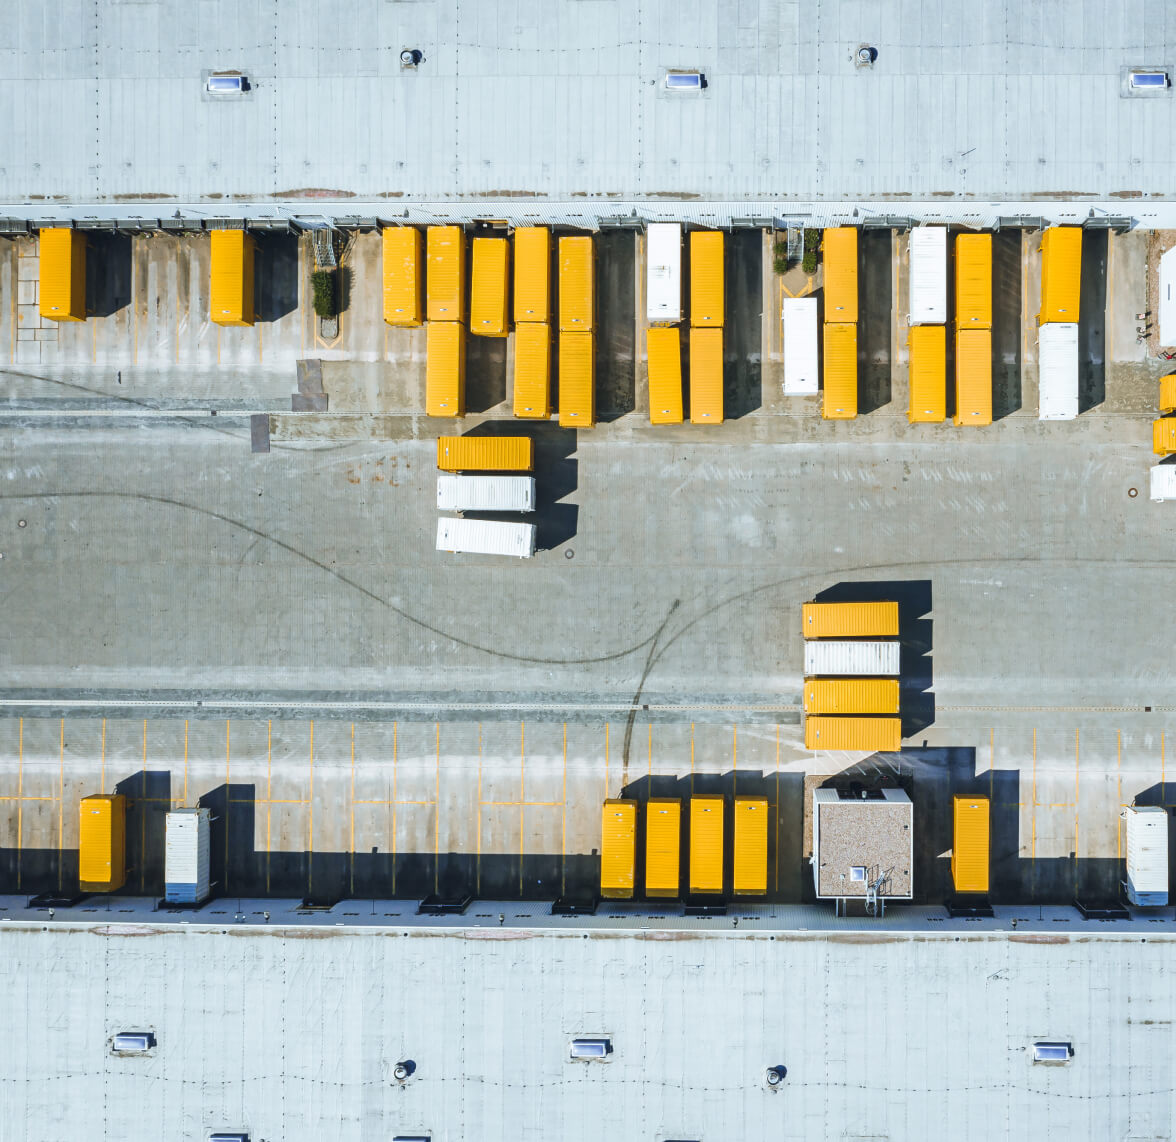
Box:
803 640 901 677
1123 805 1168 906
164 808 212 905
1150 465 1176 502
1038 322 1079 420
646 223 682 323
782 297 819 395
436 517 536 558
436 475 536 513
1160 247 1176 347
908 227 947 324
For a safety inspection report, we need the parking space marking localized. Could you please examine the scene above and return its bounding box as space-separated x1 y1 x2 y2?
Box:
17 718 22 888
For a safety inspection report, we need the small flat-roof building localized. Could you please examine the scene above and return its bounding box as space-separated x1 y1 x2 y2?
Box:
812 787 913 904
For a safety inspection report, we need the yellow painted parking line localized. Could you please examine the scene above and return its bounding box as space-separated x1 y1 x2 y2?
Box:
225 719 231 893
140 719 147 891
0 796 57 802
349 722 355 895
308 720 315 879
100 718 106 794
392 722 398 894
561 722 568 895
519 721 525 895
1116 729 1122 860
266 719 272 894
58 718 64 891
477 723 483 895
17 718 23 889
1031 727 1037 860
434 721 440 895
647 723 651 777
604 723 609 798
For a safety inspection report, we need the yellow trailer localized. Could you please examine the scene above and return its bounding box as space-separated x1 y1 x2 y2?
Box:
733 797 768 895
804 716 902 752
470 237 510 337
803 679 901 715
954 233 992 329
690 230 725 327
436 435 533 472
513 321 551 419
79 794 127 892
1038 227 1081 324
951 795 990 893
822 227 859 322
689 795 724 894
1154 418 1176 456
426 225 465 322
647 327 684 425
955 329 993 426
558 236 594 332
1161 374 1176 415
514 226 551 323
558 331 595 427
209 229 255 326
600 799 637 899
38 228 86 321
425 322 466 418
645 798 681 898
908 324 947 423
803 601 899 638
822 322 857 419
382 227 423 326
689 326 724 424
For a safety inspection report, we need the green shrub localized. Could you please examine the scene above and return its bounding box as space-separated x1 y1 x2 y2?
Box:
802 229 819 275
311 269 338 319
772 239 788 275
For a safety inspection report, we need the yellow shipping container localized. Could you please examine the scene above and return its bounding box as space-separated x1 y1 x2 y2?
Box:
823 227 859 322
79 794 127 892
733 797 768 895
822 322 857 419
382 227 423 327
514 226 551 323
425 322 466 418
1038 226 1081 324
955 329 993 426
803 679 901 715
689 795 725 895
1161 374 1176 415
436 435 533 472
952 795 990 894
908 324 947 424
558 236 594 332
513 322 551 419
954 233 992 329
558 331 595 427
645 798 681 898
690 231 725 327
804 716 902 752
802 601 899 638
209 229 255 326
647 327 684 424
1154 418 1176 455
38 228 86 321
426 225 465 322
689 326 724 424
470 237 510 337
600 799 637 899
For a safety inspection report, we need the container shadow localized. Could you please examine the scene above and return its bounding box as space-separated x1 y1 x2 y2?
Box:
992 229 1023 419
858 228 893 413
253 232 299 323
596 230 636 421
1078 228 1108 413
724 228 763 418
113 770 173 897
85 232 133 319
465 334 508 414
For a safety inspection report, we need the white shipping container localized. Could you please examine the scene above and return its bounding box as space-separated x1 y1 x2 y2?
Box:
1124 805 1168 906
1151 465 1176 502
782 297 819 395
436 474 536 513
164 808 211 904
436 517 536 558
803 640 901 677
1038 322 1079 420
1160 247 1176 348
646 223 682 323
908 227 947 324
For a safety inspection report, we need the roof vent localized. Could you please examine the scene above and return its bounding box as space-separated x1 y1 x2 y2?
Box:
393 1059 416 1081
765 1064 788 1086
856 45 878 67
664 70 705 90
111 1032 155 1054
1032 1041 1074 1063
209 1134 249 1142
570 1037 612 1060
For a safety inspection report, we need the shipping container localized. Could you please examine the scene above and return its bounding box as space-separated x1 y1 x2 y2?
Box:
38 228 86 321
79 794 127 892
645 798 681 898
646 326 684 424
732 797 768 895
513 321 552 419
907 324 947 423
600 799 637 899
822 228 859 322
426 225 465 321
803 639 901 676
1124 804 1168 906
1161 374 1176 415
425 321 466 418
689 231 725 327
1154 418 1176 456
1038 227 1081 324
558 331 595 428
1150 464 1176 501
803 679 901 715
209 229 255 326
435 517 536 558
513 227 550 323
782 297 819 395
951 795 990 894
908 227 947 324
954 329 993 426
802 601 899 638
469 237 510 337
436 474 536 513
646 223 682 324
804 716 902 752
1038 323 1078 421
558 236 594 331
164 808 212 905
954 233 992 329
689 326 724 424
689 795 724 894
382 227 423 327
822 322 858 419
436 435 533 472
